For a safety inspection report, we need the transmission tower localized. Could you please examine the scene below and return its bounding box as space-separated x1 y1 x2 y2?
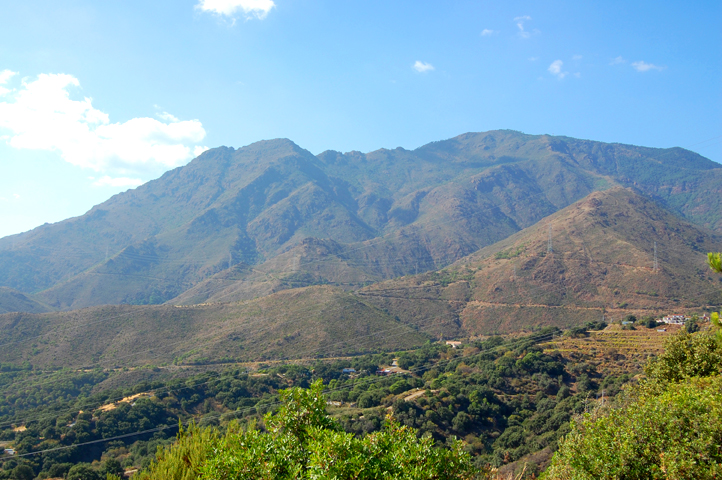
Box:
653 241 658 272
547 224 553 253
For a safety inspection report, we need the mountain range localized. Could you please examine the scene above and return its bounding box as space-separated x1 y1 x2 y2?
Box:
2 187 720 369
0 130 721 367
1 130 720 313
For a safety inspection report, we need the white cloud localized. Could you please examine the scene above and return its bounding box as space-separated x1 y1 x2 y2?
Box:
0 70 16 84
13 193 20 199
93 176 144 188
196 0 275 19
631 60 664 72
156 111 179 122
0 70 17 96
548 60 568 79
0 72 207 176
480 29 496 36
572 55 583 61
609 56 626 65
514 15 537 38
413 61 435 73
194 145 210 157
528 57 539 62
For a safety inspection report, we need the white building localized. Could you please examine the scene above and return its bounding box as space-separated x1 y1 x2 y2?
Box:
661 315 686 325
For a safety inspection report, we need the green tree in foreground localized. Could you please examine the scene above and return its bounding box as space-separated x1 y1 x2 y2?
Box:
137 380 479 480
543 328 722 480
709 252 722 343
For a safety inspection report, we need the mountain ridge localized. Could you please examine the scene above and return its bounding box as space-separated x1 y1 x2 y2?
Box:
358 187 722 335
0 130 720 311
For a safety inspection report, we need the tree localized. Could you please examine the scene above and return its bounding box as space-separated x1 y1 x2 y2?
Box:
543 328 722 479
11 465 34 480
66 463 101 480
543 377 722 479
100 459 124 478
708 253 722 344
139 380 478 479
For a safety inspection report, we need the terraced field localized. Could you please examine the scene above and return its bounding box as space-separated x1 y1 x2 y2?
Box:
541 324 685 377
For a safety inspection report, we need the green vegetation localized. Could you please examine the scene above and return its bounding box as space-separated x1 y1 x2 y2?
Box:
544 282 722 479
138 381 476 480
544 376 722 479
494 245 526 260
0 329 643 478
709 252 722 344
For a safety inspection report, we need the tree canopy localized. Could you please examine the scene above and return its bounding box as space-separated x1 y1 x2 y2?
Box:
137 380 479 480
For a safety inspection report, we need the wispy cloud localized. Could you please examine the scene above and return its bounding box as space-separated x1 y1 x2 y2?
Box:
196 0 275 20
514 15 538 38
413 61 435 73
93 176 145 188
480 29 497 36
156 111 180 122
631 60 664 72
548 60 568 79
0 72 207 177
609 56 626 65
0 69 17 96
572 54 583 61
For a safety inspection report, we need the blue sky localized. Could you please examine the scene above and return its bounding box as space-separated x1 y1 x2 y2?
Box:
0 0 720 238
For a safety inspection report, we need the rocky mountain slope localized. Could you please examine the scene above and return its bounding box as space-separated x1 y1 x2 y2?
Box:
0 130 720 311
359 187 722 335
2 188 720 369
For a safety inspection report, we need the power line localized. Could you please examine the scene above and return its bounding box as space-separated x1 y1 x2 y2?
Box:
0 330 561 461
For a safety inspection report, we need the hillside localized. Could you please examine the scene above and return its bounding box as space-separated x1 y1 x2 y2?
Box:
0 287 53 314
0 286 427 370
358 187 722 335
0 131 720 311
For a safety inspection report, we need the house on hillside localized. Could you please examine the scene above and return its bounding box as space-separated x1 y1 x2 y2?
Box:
3 449 15 456
445 341 463 349
342 368 356 374
661 314 686 325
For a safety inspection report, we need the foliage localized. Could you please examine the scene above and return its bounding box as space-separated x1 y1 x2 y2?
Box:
0 330 641 478
544 328 722 479
708 252 722 345
141 380 477 480
494 245 526 260
543 377 722 480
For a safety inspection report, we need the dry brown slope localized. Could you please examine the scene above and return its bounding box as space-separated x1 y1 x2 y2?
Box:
359 187 722 335
0 286 428 369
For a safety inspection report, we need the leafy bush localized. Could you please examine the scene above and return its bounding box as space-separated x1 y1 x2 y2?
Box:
544 329 722 479
139 380 477 479
543 377 722 479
